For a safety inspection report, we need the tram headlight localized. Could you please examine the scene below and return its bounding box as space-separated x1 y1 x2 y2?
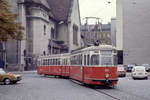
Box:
105 74 109 78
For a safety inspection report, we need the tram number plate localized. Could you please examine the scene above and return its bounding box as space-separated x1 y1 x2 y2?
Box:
105 69 110 72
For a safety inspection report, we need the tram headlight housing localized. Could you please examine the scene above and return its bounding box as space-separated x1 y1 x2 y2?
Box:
105 74 109 78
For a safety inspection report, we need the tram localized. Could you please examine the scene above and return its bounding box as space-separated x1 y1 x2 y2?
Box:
37 45 118 86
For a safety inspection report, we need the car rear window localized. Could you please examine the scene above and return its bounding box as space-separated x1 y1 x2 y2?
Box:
135 67 145 71
118 67 125 71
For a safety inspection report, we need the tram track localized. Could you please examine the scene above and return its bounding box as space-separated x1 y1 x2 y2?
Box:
93 87 149 100
70 79 121 100
94 89 121 100
114 88 150 100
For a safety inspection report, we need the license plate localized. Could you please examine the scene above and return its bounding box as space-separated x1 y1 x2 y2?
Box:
138 73 142 75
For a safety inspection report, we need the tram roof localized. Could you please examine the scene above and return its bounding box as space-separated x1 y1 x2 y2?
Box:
83 45 116 51
72 45 116 54
39 53 70 59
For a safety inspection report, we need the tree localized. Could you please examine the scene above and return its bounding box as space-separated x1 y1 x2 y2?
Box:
0 0 24 42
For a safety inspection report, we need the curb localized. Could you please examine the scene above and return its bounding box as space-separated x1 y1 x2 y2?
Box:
11 70 37 74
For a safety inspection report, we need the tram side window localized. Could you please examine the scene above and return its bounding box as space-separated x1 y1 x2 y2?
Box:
54 59 56 65
62 59 65 65
43 59 45 65
45 59 47 65
50 59 52 65
84 55 86 65
65 59 67 65
57 59 60 65
91 55 99 65
58 59 60 65
49 59 50 65
80 54 82 65
46 59 47 65
70 58 72 65
87 55 90 65
55 59 58 65
76 55 79 65
52 59 54 65
74 56 77 65
41 60 43 66
43 60 45 66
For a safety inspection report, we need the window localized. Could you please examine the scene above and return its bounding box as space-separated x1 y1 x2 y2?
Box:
73 24 78 45
87 55 90 65
84 55 86 65
44 25 46 35
91 55 99 65
101 55 112 65
51 28 55 38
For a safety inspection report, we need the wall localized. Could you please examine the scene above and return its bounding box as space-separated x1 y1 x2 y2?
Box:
68 0 81 52
30 7 55 55
117 0 150 65
116 0 123 50
111 18 116 47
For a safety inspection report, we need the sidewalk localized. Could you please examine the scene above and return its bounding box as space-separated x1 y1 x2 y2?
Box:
10 70 37 74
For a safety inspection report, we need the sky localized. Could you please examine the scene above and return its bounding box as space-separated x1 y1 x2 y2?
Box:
79 0 116 24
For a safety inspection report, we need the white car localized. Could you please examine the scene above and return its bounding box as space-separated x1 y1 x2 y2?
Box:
131 66 148 79
142 64 150 72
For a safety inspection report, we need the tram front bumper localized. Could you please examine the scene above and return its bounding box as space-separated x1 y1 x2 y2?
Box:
92 79 118 85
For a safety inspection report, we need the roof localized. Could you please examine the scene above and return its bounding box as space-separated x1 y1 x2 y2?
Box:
47 0 71 21
24 0 50 9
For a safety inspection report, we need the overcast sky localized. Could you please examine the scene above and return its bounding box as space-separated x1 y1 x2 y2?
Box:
79 0 116 24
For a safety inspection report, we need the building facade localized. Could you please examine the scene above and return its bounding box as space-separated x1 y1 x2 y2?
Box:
5 0 81 71
81 23 111 47
116 0 150 65
111 18 116 47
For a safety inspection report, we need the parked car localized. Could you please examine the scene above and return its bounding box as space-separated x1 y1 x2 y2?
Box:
0 68 22 85
142 64 150 72
131 66 148 80
117 66 126 77
126 64 136 72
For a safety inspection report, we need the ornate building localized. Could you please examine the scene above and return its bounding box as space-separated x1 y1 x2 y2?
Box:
5 0 81 71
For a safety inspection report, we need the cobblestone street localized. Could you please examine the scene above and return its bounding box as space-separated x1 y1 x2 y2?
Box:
0 72 150 100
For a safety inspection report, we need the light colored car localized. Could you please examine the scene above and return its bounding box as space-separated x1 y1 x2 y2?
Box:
117 66 126 77
131 66 148 79
142 64 150 72
0 68 22 85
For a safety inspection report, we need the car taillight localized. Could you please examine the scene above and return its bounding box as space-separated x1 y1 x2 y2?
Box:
134 73 136 75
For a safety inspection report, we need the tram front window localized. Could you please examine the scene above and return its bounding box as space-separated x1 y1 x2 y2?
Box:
91 55 99 65
101 50 113 66
101 56 112 66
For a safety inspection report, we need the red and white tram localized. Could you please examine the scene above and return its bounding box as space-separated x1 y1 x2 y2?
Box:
37 45 118 86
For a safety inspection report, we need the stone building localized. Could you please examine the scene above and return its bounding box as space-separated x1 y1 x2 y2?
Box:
4 0 81 71
116 0 150 65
